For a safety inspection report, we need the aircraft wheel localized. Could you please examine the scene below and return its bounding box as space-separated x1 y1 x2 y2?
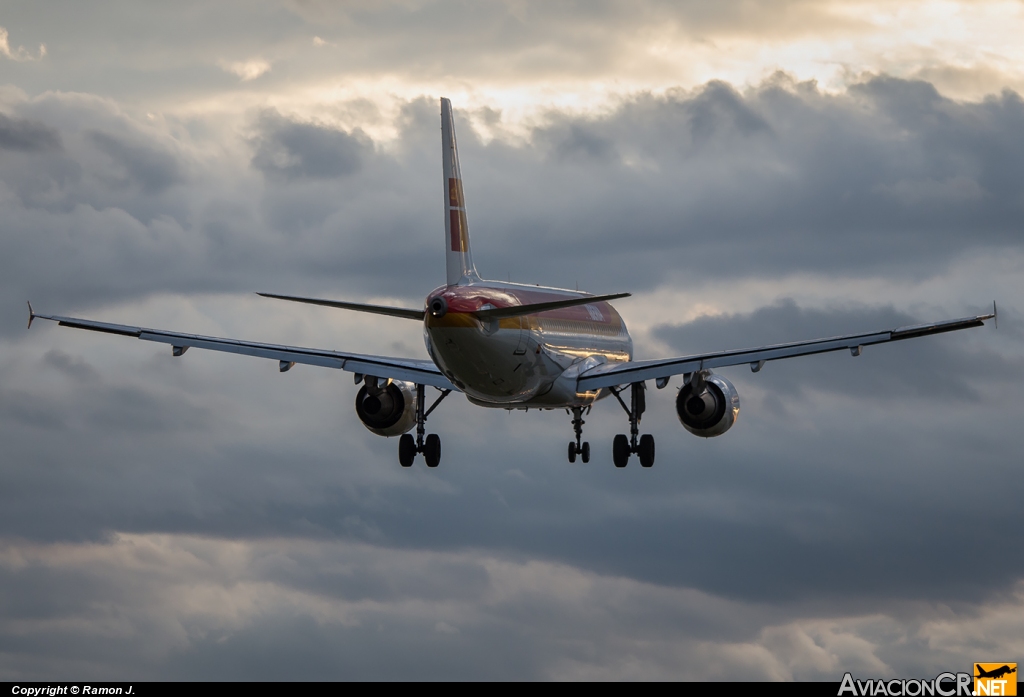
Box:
638 434 655 468
567 442 577 463
424 434 441 468
399 433 416 467
613 434 630 468
581 441 590 463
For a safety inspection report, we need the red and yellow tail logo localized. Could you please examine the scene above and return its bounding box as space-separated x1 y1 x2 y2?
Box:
975 663 1017 696
447 178 469 252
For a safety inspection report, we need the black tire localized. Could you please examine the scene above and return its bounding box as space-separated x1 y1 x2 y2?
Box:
424 433 441 468
581 441 590 463
568 442 577 463
399 433 416 467
638 434 655 468
613 434 630 468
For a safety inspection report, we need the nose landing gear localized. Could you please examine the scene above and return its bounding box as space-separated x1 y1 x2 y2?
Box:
567 406 591 463
609 382 655 468
399 385 450 468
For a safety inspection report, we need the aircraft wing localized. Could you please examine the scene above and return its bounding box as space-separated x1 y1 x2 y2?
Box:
577 310 996 391
30 310 457 391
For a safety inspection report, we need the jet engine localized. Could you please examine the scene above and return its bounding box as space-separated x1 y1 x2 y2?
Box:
675 371 740 437
355 379 417 437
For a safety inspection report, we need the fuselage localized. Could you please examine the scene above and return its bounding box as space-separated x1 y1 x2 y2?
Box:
423 280 633 408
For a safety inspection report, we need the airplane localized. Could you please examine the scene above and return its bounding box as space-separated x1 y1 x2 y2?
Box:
28 98 997 469
976 665 1017 680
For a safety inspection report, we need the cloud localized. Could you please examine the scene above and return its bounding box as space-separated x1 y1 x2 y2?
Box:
42 349 100 383
3 70 1024 679
87 130 185 194
219 58 271 81
3 0 1023 122
250 109 371 181
1 533 1021 680
3 57 1023 327
0 113 61 152
0 26 45 62
457 77 1024 292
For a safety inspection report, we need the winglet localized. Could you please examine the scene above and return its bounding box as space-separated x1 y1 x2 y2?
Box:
27 301 35 330
994 300 998 330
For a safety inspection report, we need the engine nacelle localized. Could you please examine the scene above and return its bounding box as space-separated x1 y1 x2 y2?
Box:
355 380 417 437
675 372 740 438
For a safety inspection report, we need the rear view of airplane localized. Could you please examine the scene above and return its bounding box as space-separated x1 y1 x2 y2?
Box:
29 99 997 468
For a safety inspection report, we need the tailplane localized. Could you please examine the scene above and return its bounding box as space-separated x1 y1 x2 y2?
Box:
441 98 480 286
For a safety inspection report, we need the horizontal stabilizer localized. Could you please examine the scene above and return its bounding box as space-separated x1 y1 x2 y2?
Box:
473 293 631 321
257 292 425 321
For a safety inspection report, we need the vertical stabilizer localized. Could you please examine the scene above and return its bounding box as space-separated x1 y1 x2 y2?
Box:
441 98 480 285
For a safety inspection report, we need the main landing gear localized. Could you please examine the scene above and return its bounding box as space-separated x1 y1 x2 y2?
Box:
399 384 451 468
567 406 591 463
609 382 655 468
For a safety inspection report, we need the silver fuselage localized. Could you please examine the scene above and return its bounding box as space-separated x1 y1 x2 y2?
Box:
423 280 633 408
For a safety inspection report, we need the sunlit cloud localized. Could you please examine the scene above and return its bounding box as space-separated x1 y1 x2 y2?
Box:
2 532 1021 679
0 26 45 62
218 57 272 82
141 0 1020 147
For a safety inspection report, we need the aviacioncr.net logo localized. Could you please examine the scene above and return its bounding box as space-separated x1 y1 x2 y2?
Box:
838 672 973 696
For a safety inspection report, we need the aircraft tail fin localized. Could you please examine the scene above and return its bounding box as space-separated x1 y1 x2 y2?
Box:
441 98 479 286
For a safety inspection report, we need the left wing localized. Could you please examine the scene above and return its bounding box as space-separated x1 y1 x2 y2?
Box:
256 292 425 321
577 309 996 391
29 307 457 391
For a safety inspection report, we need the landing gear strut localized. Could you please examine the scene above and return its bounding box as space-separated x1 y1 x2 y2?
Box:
399 384 450 468
567 406 591 463
609 382 655 468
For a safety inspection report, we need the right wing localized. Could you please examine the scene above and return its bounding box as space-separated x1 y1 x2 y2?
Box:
577 310 996 391
29 308 457 391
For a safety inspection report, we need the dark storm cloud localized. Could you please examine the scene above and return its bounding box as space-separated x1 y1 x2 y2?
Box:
684 79 773 142
0 532 1018 680
5 76 1023 331
0 536 788 680
250 110 370 181
537 123 617 163
42 349 99 383
0 113 61 152
2 368 213 438
0 110 80 211
87 130 185 194
466 77 1024 290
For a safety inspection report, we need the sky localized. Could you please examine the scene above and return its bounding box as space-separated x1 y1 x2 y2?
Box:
1 0 1023 681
